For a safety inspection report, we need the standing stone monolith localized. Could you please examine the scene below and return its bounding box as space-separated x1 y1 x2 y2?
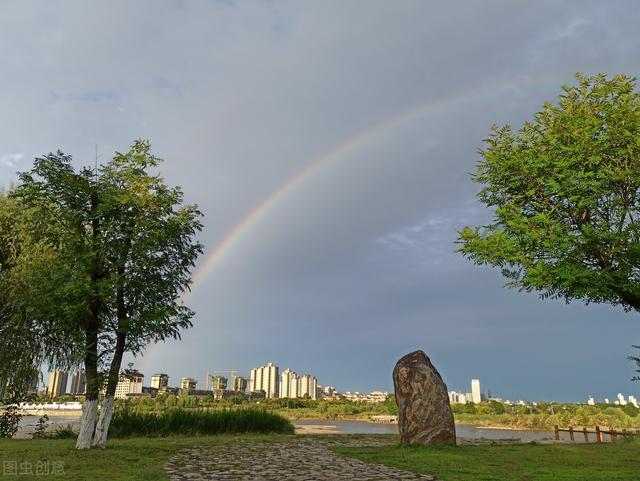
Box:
393 350 456 445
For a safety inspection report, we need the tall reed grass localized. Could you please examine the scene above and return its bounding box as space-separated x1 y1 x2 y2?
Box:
108 408 294 437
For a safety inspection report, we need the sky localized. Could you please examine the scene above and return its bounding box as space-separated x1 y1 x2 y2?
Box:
1 1 640 402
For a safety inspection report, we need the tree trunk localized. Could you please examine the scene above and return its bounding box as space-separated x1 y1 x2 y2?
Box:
92 269 127 448
92 394 114 448
76 398 98 449
76 340 99 448
77 192 103 450
92 331 126 448
76 318 100 449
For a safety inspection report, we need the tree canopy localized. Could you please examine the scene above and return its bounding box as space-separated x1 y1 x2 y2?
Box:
458 73 640 311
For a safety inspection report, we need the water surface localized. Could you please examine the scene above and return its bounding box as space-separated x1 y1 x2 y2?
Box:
294 419 558 442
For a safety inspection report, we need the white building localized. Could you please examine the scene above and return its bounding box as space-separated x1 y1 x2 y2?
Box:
367 391 389 402
180 377 198 390
151 373 169 390
471 379 482 404
617 393 627 406
628 395 638 408
587 396 595 406
298 374 317 399
279 369 299 398
449 391 467 404
341 390 389 403
114 371 144 399
250 363 279 398
324 386 337 398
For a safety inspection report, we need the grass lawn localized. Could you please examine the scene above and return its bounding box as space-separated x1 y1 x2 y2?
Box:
334 440 640 481
0 434 291 481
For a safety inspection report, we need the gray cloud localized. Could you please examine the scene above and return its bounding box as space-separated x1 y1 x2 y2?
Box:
1 1 639 401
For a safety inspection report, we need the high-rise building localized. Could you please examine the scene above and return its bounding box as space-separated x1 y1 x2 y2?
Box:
298 374 317 399
250 363 279 398
69 370 86 395
471 379 481 404
47 371 68 398
324 386 336 398
151 373 169 391
232 375 248 392
449 391 467 404
181 377 198 390
279 369 299 398
210 376 227 391
114 371 144 399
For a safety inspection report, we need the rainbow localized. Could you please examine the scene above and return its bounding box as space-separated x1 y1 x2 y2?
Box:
139 74 562 370
188 74 560 289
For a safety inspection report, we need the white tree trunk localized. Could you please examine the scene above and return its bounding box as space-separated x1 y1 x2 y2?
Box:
75 399 98 450
92 395 115 448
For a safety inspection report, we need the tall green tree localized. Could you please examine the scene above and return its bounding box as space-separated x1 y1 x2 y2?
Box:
91 141 203 447
12 141 203 449
459 73 640 310
458 73 640 380
15 153 110 448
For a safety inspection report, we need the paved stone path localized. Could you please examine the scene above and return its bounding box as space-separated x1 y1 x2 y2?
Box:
165 437 438 480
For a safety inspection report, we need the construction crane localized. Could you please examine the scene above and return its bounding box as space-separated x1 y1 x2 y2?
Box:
204 369 239 390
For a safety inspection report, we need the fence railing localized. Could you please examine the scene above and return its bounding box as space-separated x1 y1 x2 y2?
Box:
554 425 640 443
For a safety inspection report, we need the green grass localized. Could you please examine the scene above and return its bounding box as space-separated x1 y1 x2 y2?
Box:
334 440 640 481
109 408 294 437
0 435 289 481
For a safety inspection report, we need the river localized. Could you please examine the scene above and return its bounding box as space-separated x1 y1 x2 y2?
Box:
293 419 557 442
17 415 560 442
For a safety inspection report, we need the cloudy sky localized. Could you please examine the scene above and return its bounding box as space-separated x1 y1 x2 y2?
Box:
2 1 640 402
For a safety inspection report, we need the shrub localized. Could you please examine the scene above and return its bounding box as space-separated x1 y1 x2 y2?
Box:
48 424 77 439
108 408 294 437
0 404 22 438
32 414 49 439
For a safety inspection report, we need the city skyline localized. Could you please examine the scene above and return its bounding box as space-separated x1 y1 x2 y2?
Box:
42 366 640 405
2 2 640 402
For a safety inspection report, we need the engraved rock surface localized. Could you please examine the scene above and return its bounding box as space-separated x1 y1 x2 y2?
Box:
393 350 456 446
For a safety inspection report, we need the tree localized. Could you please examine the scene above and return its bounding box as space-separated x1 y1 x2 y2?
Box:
12 140 203 448
91 141 203 447
0 190 65 433
459 74 640 311
0 192 38 399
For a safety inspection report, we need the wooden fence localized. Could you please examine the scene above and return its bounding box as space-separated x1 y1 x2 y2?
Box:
554 425 640 443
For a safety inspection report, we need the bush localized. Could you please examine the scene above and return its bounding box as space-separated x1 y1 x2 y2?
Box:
48 424 77 439
108 408 294 437
32 414 49 439
0 405 22 439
